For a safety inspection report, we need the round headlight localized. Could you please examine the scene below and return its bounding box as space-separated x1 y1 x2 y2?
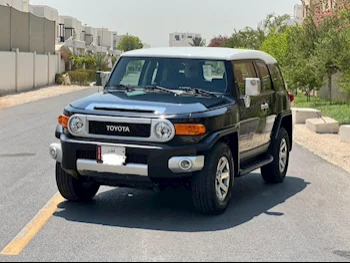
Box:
155 121 174 140
69 116 84 135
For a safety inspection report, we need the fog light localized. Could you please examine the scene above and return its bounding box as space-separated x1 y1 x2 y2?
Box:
50 147 57 159
179 158 193 171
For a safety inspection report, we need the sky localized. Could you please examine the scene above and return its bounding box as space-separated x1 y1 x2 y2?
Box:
30 0 302 47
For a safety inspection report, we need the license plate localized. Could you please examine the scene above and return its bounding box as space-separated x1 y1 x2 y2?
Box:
97 145 126 166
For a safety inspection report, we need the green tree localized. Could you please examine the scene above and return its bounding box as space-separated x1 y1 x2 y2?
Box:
260 29 289 65
224 27 266 49
117 34 143 52
190 37 206 47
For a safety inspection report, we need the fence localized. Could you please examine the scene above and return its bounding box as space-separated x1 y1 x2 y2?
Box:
0 5 55 54
0 50 65 95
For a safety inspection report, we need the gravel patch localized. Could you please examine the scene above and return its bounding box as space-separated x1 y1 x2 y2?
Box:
0 85 91 110
294 124 350 174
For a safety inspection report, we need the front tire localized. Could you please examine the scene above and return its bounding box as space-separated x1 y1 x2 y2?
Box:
192 142 234 215
261 127 290 184
56 162 100 202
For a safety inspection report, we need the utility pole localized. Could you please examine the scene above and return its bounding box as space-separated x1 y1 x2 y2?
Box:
99 26 104 71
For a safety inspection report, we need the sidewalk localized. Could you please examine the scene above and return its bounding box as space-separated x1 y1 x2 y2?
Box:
294 124 350 174
0 85 92 110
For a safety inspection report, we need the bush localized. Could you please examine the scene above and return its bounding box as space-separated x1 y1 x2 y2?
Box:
74 69 96 82
68 71 89 85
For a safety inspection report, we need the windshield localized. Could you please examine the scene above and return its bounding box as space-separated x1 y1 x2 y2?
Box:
106 57 228 94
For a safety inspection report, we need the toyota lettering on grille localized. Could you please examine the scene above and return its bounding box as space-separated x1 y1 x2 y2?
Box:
106 125 131 133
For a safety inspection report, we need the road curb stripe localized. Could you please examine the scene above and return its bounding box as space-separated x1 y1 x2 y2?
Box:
0 192 64 256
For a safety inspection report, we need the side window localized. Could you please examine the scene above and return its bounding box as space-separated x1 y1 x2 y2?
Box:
268 64 286 91
232 61 257 96
120 60 145 86
255 61 273 91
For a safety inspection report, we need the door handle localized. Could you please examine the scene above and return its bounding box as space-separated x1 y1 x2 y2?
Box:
261 103 269 110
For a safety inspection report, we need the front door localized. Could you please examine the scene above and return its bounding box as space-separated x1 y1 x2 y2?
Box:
232 61 268 155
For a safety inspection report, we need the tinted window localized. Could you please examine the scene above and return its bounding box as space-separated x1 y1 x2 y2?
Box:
255 61 273 91
232 62 257 96
108 57 228 94
268 64 286 91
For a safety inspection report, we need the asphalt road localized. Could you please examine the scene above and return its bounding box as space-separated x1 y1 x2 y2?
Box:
0 88 350 262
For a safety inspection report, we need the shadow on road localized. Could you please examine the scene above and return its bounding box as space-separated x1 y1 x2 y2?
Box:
54 173 309 232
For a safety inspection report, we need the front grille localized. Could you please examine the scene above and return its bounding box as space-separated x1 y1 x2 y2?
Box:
77 149 148 164
89 121 151 138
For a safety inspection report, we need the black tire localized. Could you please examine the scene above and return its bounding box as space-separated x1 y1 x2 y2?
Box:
56 162 100 202
192 142 235 215
261 127 290 184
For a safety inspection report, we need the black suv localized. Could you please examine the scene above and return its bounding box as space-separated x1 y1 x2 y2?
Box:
50 47 293 215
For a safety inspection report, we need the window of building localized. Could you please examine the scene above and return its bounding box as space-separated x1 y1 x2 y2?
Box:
232 62 258 96
175 35 180 41
255 61 273 91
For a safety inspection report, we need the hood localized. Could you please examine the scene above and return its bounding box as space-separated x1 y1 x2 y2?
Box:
70 91 232 115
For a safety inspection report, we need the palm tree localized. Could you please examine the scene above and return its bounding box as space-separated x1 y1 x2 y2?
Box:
190 37 206 47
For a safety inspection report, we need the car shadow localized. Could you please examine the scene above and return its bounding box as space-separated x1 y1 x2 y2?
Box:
54 173 309 232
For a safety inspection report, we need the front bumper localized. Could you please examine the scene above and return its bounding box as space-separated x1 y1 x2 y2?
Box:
49 135 205 181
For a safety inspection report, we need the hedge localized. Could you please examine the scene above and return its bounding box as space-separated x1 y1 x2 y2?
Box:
74 69 96 82
68 71 89 85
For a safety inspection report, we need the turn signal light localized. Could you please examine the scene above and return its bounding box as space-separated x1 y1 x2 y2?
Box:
175 124 206 136
58 115 69 128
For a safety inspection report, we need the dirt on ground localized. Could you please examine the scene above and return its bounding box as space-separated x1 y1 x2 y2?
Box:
0 85 91 110
293 124 350 174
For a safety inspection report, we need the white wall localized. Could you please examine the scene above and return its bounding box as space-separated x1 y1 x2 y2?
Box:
36 54 49 87
60 58 65 73
0 52 16 94
17 52 34 92
49 54 57 83
319 72 349 101
0 50 62 95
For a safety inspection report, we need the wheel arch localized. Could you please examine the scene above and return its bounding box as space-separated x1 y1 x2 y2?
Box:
220 132 239 177
271 111 293 151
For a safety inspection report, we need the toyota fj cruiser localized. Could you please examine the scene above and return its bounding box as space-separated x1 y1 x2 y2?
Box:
49 47 294 215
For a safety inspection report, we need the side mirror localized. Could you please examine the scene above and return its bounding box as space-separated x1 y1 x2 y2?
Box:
243 78 261 108
245 78 261 97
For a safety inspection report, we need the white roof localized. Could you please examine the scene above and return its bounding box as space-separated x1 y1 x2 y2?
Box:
120 47 278 64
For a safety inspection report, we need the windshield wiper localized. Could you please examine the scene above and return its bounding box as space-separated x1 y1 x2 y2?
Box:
104 85 137 93
179 87 218 97
143 85 180 95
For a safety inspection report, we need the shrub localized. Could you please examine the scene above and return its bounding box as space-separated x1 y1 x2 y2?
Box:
75 69 96 82
68 71 89 85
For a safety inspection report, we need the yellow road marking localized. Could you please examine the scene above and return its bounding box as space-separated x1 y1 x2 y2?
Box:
1 193 64 256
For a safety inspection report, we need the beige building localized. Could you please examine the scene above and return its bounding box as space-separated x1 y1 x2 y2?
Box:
169 32 205 47
294 4 304 19
303 0 339 18
0 0 30 11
